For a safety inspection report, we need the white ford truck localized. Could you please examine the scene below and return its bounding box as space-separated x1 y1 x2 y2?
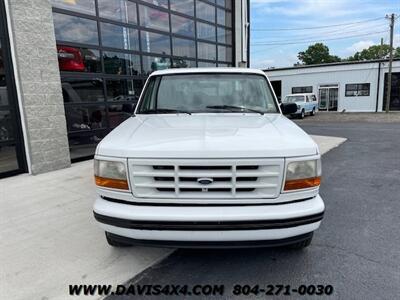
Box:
93 68 324 249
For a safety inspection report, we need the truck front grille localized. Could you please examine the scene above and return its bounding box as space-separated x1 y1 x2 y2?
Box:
128 158 284 200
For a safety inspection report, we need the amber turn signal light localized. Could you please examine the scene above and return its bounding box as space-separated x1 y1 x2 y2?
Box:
95 175 129 190
284 176 321 191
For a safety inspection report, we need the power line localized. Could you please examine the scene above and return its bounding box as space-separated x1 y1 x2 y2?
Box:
252 24 388 44
251 30 388 46
254 19 387 40
251 17 384 31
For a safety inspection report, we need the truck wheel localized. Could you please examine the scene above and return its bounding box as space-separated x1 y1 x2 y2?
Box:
288 233 313 249
105 232 132 247
299 109 305 119
311 108 316 116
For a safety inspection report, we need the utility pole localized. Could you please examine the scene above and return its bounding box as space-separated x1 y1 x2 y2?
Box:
385 13 395 113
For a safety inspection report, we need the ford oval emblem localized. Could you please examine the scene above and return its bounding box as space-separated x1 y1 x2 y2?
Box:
197 178 213 185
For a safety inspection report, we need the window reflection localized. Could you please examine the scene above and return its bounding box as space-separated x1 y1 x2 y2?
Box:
103 51 141 75
197 42 216 60
51 0 95 15
216 0 225 7
217 9 231 27
171 15 195 37
218 45 232 62
61 78 104 103
108 103 135 128
172 37 195 58
0 88 7 107
198 61 216 67
106 79 142 102
218 63 229 67
106 79 142 127
140 31 171 55
68 130 108 160
0 110 14 141
0 144 19 173
172 59 196 68
196 1 215 23
0 88 7 106
170 0 194 16
142 56 171 75
65 105 106 132
101 23 139 51
52 0 235 161
98 0 137 24
217 27 232 44
53 13 98 45
197 22 216 42
141 0 168 9
0 143 19 172
57 46 100 72
139 5 169 31
0 36 24 174
0 43 8 106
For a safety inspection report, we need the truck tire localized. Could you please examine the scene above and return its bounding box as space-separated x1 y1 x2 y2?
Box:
105 232 132 247
288 233 313 249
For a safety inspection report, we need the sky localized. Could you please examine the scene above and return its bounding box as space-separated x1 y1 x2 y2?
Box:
250 0 400 69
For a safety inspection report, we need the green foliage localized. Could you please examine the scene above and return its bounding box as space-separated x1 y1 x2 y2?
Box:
347 44 400 61
297 43 400 66
297 43 341 65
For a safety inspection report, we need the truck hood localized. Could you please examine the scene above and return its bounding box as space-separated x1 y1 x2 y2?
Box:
96 114 318 158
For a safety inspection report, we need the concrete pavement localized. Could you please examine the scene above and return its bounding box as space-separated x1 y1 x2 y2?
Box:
0 162 173 300
311 135 346 155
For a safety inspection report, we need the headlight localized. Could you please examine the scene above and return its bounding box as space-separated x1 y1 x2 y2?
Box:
94 159 129 190
284 159 321 191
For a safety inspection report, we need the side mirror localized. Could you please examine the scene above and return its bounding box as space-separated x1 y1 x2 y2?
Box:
280 102 297 115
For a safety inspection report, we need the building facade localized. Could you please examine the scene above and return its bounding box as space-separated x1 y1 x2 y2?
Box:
0 0 249 178
265 59 400 113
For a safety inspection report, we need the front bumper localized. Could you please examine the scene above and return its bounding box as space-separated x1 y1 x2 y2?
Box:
105 232 314 249
93 195 324 244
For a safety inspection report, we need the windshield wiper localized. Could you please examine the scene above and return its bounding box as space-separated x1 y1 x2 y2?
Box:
206 105 265 115
140 108 191 115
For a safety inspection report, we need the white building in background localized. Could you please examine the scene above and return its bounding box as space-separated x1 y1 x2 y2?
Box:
265 59 400 112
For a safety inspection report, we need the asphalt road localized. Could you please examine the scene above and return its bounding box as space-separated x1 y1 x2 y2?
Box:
108 121 400 300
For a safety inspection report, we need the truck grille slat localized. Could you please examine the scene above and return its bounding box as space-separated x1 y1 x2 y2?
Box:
129 159 284 200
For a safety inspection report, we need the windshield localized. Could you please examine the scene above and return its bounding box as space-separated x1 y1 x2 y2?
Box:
285 95 304 103
137 74 279 114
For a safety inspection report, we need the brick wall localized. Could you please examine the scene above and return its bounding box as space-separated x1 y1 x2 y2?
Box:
7 0 70 174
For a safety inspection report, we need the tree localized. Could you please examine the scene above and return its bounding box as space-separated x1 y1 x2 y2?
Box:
347 44 400 61
297 43 341 65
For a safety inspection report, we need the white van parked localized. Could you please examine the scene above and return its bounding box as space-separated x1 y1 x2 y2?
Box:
93 68 324 249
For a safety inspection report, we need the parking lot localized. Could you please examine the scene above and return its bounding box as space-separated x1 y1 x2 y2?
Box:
108 118 400 300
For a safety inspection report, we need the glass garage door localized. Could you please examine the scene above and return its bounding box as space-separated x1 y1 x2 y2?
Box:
0 0 27 177
50 0 234 161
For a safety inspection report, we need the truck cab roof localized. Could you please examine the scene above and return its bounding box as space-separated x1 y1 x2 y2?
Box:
150 68 267 76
